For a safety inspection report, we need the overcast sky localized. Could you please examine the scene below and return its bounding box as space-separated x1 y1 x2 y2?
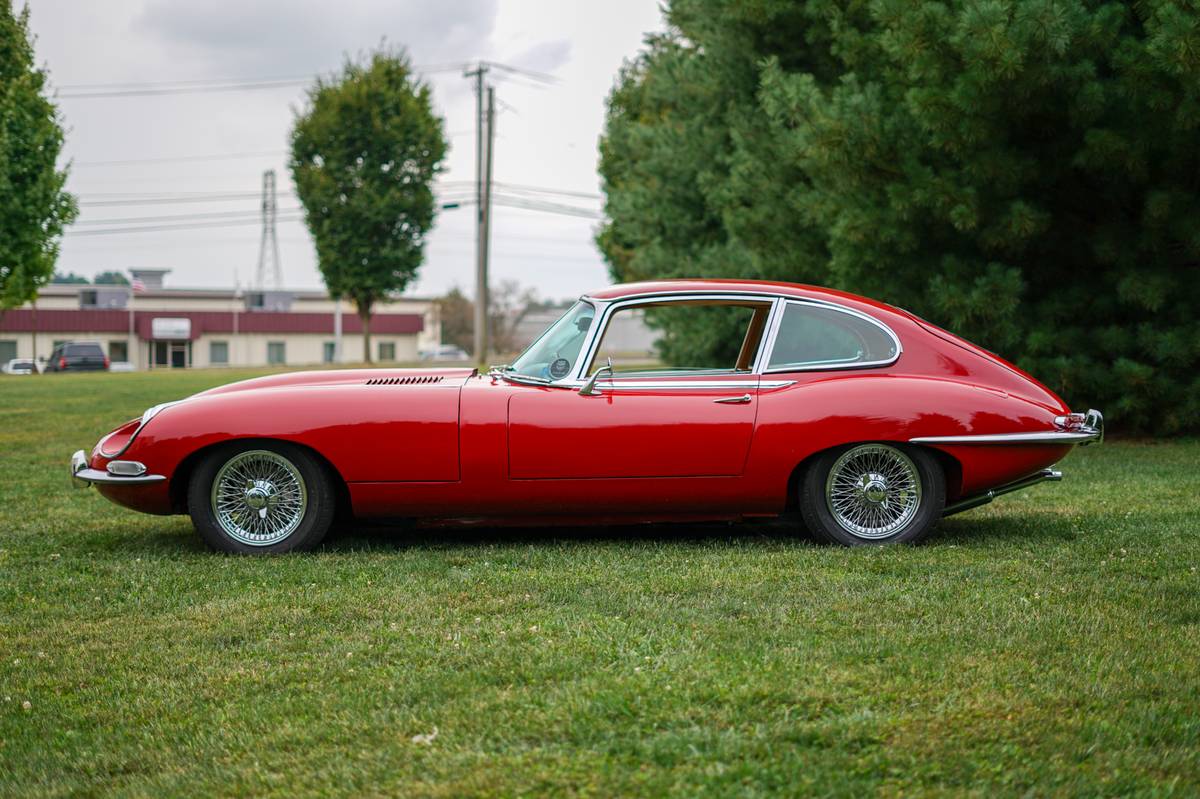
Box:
25 0 664 301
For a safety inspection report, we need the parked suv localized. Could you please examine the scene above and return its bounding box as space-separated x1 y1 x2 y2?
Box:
46 341 109 372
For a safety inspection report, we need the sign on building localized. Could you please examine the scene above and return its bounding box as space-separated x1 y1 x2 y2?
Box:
151 317 191 340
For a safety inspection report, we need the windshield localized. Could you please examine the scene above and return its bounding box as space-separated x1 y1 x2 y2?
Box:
507 300 595 381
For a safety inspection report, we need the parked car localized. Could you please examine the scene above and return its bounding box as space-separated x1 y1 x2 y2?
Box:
2 358 37 375
419 344 471 362
46 341 109 372
71 279 1102 553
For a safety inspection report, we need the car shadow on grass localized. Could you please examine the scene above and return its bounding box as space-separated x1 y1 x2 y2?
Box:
321 510 1081 553
326 515 810 552
96 509 1086 556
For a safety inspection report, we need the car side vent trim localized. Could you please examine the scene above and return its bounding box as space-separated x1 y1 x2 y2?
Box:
364 375 444 386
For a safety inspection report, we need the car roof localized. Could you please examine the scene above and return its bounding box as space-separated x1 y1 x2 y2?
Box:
582 279 903 317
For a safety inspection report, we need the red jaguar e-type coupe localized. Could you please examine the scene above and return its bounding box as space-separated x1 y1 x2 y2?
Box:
71 280 1102 552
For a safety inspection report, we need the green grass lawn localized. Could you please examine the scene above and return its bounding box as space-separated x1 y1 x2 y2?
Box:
1 369 1198 797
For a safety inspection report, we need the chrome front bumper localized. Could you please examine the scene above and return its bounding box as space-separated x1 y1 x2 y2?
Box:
70 450 166 488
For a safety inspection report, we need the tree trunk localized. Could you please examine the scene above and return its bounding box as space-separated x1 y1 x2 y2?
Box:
31 301 38 374
359 303 372 364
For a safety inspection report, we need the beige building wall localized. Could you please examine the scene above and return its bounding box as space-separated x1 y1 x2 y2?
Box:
3 284 440 368
3 330 420 367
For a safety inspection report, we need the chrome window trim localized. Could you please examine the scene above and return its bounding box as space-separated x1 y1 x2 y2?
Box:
571 292 784 383
586 379 795 391
760 299 902 374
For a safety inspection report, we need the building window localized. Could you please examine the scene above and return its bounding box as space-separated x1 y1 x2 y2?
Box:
267 341 286 365
323 341 336 363
79 289 98 308
378 341 396 361
0 340 16 363
210 341 229 365
108 340 128 362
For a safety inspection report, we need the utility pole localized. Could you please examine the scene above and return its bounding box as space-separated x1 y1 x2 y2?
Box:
464 63 490 364
255 169 283 289
481 85 496 362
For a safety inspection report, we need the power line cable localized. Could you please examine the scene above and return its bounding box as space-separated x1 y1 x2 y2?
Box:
57 62 480 98
494 181 602 201
491 194 602 219
64 215 308 236
73 150 286 167
74 206 307 227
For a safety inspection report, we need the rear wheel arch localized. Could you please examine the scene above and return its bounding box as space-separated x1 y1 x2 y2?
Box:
785 442 961 512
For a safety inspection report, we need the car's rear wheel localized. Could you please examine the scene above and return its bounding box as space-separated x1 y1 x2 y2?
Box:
187 442 335 554
799 443 944 545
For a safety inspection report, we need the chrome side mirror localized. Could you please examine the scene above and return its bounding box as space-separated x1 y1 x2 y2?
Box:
579 357 613 396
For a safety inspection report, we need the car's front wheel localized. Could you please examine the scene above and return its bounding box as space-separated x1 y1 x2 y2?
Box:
187 442 335 554
799 443 944 545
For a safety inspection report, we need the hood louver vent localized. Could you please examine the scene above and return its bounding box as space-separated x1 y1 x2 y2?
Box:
364 375 444 386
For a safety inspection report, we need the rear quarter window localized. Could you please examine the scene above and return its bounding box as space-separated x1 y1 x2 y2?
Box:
767 302 899 371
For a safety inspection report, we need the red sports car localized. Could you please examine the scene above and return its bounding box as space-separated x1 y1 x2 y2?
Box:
71 280 1102 552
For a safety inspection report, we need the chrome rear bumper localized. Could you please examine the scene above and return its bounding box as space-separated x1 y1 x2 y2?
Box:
70 450 166 488
911 408 1104 447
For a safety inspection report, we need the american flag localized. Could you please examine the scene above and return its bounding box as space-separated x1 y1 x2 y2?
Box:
131 277 146 293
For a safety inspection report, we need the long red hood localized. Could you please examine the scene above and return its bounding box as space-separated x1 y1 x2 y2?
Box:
195 367 478 397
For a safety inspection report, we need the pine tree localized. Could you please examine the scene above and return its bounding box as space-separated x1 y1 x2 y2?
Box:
599 0 1200 433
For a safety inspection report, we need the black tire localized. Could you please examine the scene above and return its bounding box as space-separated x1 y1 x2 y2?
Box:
799 443 944 546
186 441 336 554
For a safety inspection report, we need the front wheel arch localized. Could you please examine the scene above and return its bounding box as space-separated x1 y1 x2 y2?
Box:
169 437 352 518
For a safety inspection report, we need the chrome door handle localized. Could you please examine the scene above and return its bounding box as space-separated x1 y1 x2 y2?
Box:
713 393 752 404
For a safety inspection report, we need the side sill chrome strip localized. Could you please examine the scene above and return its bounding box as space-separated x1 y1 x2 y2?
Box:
910 430 1100 445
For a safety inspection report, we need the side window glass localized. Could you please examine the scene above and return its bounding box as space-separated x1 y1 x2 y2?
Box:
593 302 768 375
767 303 898 370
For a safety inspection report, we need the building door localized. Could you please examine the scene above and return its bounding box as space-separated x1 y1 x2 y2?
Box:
151 341 191 368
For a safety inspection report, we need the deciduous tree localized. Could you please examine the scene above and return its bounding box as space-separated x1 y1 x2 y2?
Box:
290 48 447 362
0 2 76 311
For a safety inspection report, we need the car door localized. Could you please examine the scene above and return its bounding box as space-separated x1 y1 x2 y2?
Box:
507 373 762 479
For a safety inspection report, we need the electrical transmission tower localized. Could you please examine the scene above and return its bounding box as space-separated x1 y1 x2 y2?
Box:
255 169 283 289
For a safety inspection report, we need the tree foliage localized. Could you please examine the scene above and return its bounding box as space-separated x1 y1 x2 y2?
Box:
93 270 129 285
599 0 1200 434
0 2 76 311
290 48 447 362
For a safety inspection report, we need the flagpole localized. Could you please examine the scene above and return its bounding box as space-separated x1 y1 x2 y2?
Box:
128 277 136 370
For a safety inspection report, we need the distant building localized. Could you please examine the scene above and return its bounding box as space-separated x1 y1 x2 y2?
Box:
0 275 441 369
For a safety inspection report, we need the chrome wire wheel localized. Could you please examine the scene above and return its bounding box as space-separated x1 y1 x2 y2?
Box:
210 449 308 547
825 444 922 540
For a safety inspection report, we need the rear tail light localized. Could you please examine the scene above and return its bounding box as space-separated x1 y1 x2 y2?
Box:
59 357 67 370
103 356 110 369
